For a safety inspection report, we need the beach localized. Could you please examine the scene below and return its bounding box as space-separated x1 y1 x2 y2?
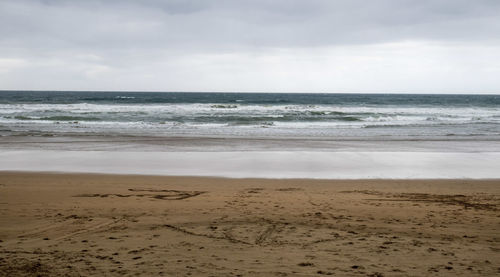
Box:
3 0 500 275
1 92 499 276
0 172 499 276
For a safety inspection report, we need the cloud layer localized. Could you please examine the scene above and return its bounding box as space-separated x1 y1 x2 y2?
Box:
1 0 499 93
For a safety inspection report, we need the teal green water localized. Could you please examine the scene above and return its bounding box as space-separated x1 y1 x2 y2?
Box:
0 91 499 139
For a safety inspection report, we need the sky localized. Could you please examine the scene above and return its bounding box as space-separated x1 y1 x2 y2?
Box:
1 0 499 93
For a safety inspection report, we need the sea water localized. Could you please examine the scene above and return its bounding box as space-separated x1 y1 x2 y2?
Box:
1 91 499 140
1 91 499 177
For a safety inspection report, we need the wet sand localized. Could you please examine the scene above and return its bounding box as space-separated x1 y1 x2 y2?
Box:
2 151 500 179
0 172 499 276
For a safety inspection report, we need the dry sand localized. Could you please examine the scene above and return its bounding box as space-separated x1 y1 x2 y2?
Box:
0 172 499 276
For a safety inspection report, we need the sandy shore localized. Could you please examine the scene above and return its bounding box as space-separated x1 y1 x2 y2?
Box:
0 172 499 276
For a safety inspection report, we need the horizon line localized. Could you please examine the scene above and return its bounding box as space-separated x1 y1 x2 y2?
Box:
1 90 499 96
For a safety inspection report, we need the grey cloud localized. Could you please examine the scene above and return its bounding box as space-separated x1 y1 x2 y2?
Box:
1 0 500 92
1 0 500 53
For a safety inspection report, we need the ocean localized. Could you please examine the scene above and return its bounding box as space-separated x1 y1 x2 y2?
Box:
1 91 499 177
1 91 499 141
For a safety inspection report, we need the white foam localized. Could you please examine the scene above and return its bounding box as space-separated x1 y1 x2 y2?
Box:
1 150 499 179
1 103 499 119
1 102 499 139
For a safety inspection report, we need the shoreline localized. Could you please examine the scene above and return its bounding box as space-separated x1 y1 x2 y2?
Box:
2 170 500 181
1 172 499 276
2 134 500 152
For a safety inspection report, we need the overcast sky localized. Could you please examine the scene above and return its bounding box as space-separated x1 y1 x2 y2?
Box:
1 0 499 93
